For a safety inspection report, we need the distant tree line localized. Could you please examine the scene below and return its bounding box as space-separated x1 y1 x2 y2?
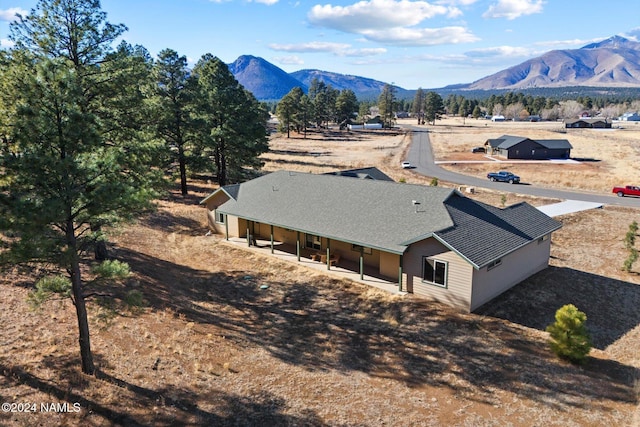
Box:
274 84 640 134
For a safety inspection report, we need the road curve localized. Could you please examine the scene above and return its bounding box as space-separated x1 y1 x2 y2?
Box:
403 125 640 208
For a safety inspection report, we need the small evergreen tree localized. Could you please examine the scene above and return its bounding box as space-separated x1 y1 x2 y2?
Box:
546 304 592 364
623 220 638 272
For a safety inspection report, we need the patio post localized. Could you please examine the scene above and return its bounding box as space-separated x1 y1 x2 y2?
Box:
270 225 274 254
296 231 300 261
246 224 250 247
225 220 229 241
326 239 331 270
398 254 403 291
359 246 364 280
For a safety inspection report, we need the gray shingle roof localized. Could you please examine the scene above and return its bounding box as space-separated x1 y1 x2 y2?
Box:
486 135 571 150
324 167 394 181
434 196 562 268
204 171 561 264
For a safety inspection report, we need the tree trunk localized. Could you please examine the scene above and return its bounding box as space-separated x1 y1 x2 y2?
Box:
67 220 95 375
90 223 108 261
178 144 188 196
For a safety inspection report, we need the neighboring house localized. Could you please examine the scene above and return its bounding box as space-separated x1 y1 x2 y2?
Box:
564 118 611 128
618 112 640 121
491 115 505 122
201 171 561 312
484 135 572 160
324 167 394 181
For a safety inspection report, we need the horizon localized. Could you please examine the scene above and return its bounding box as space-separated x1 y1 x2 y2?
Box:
1 1 639 89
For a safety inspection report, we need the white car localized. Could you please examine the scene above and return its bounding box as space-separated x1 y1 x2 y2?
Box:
401 161 412 169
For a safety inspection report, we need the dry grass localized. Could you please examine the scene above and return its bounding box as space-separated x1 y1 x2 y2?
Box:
1 125 640 426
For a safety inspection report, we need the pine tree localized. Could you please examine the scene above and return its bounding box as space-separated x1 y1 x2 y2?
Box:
152 49 197 195
0 0 164 375
193 54 269 186
546 304 592 364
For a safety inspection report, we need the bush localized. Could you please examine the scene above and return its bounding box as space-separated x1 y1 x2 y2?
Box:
28 275 72 308
546 304 592 364
92 260 130 279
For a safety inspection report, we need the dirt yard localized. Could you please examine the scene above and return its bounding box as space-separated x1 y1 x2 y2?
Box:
1 122 639 426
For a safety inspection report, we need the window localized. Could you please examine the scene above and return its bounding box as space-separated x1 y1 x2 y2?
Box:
215 211 226 224
422 258 447 287
351 244 372 255
487 258 502 271
305 234 321 250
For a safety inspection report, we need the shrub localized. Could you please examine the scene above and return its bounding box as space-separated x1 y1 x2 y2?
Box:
92 260 130 279
28 275 72 308
430 177 438 186
546 304 592 364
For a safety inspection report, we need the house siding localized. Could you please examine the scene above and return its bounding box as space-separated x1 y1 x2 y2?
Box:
470 236 551 311
404 238 473 311
380 252 400 280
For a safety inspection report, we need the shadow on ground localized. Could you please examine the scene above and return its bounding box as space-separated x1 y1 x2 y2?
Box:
0 356 325 426
477 266 640 349
114 245 638 412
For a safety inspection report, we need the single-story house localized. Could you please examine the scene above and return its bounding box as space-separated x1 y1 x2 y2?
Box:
484 135 572 160
564 118 611 128
491 115 505 122
201 171 562 312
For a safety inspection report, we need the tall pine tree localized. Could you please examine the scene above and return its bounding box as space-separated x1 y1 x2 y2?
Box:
0 0 164 374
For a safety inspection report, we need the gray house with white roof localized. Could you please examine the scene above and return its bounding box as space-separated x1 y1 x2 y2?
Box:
201 171 561 312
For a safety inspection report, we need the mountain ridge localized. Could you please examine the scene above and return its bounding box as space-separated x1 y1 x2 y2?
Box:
228 36 640 100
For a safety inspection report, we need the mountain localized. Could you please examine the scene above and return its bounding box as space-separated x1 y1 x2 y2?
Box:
289 69 409 99
228 55 305 100
229 56 406 100
464 36 640 90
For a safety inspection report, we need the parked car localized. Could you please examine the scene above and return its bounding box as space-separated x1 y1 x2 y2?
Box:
487 171 520 184
612 185 640 197
471 146 485 153
401 161 412 169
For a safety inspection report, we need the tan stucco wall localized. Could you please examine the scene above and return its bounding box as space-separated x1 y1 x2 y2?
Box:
470 235 552 311
404 238 473 311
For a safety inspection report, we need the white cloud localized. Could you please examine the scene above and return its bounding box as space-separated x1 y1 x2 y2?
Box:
307 0 477 46
308 0 454 32
0 7 28 22
274 55 304 65
464 45 535 59
269 41 352 53
361 26 478 46
482 0 544 20
269 41 386 57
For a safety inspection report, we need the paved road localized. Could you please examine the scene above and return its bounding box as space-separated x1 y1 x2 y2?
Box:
403 126 640 208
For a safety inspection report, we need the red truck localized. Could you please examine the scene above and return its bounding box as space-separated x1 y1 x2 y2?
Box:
612 185 640 197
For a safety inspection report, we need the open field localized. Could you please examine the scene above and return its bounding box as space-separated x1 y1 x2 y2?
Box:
1 125 640 426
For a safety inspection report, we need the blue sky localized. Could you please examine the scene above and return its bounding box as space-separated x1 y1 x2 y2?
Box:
2 0 639 89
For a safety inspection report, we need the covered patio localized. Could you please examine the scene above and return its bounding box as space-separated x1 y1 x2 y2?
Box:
222 236 405 295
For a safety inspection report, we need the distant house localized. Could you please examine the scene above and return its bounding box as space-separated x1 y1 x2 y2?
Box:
201 171 561 312
618 112 640 121
491 115 505 122
484 135 572 160
564 118 611 128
